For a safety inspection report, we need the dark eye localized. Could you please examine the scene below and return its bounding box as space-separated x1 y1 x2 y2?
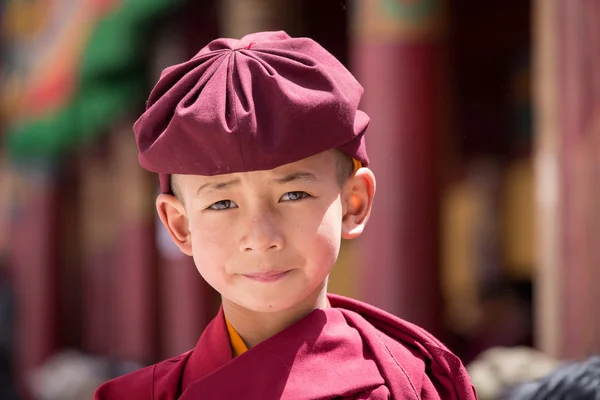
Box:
280 191 309 202
208 200 238 211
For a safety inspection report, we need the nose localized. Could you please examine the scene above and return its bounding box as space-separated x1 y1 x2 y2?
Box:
238 209 284 253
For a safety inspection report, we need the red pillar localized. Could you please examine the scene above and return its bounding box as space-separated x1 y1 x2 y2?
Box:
351 0 447 335
534 0 600 359
556 0 600 359
10 168 61 398
111 125 159 363
79 141 117 358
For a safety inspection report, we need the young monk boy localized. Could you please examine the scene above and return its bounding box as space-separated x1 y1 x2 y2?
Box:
95 31 477 399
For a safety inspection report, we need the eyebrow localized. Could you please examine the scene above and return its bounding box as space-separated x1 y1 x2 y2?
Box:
195 172 318 195
196 179 241 195
270 172 318 184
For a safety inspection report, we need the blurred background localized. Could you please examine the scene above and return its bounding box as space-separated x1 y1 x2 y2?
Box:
0 0 599 399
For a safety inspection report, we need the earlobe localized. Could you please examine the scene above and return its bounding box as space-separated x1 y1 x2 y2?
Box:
341 168 376 240
156 194 193 256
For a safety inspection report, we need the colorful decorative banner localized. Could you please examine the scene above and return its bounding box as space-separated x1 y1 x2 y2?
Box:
0 0 182 163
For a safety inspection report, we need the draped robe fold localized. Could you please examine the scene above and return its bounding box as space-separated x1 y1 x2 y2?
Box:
95 294 477 399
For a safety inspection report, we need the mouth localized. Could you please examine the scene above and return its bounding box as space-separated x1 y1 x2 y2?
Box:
242 270 291 283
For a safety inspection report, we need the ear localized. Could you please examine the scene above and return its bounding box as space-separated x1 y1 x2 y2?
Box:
341 167 376 239
156 194 193 256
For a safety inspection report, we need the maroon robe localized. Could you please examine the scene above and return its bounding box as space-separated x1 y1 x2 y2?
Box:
95 294 477 399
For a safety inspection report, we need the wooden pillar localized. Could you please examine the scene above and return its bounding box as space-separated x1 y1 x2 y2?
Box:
111 124 159 363
351 0 447 335
534 0 600 359
533 0 561 359
79 140 118 357
218 0 301 39
10 166 61 398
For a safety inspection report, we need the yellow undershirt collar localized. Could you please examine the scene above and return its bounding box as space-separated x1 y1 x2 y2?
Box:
224 299 332 358
225 317 248 357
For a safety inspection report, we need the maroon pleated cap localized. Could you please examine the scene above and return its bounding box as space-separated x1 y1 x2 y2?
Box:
133 31 370 194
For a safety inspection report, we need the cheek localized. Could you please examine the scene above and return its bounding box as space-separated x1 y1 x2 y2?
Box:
187 217 231 285
302 199 343 269
319 205 343 248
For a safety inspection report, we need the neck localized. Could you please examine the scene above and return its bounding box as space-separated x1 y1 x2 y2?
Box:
222 282 328 349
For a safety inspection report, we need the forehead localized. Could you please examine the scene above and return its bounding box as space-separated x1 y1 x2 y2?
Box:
174 150 338 190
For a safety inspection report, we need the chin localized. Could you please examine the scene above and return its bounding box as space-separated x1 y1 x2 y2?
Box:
243 285 324 314
242 296 298 313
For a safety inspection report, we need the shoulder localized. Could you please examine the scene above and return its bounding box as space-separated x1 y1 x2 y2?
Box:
374 323 476 398
329 294 477 399
94 364 156 400
329 293 461 360
93 351 191 400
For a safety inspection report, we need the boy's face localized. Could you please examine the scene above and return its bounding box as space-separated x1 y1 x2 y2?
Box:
156 150 375 313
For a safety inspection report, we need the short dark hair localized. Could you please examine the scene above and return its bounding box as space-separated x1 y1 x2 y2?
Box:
333 150 355 186
503 356 600 400
170 175 182 202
